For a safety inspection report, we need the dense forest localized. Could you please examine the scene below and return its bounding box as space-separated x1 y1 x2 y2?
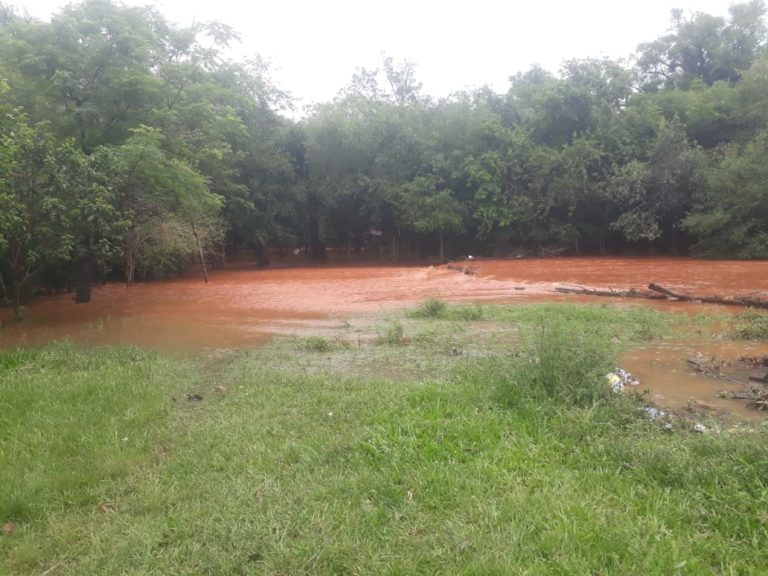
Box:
1 0 767 313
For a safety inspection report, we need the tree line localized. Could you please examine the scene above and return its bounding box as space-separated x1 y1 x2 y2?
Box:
1 0 767 313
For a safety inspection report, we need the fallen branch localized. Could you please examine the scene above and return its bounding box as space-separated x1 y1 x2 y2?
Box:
551 283 768 309
648 284 768 309
554 286 665 300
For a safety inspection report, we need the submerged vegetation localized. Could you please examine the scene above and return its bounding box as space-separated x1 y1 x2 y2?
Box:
2 303 768 574
1 0 768 314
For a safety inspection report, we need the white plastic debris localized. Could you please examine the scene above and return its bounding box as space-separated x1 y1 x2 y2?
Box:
605 368 640 392
615 367 640 386
605 372 624 392
693 423 708 433
606 368 641 393
643 407 666 420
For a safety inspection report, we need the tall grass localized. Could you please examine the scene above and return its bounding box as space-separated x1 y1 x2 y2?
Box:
409 298 484 321
475 319 618 408
733 310 768 340
410 297 447 318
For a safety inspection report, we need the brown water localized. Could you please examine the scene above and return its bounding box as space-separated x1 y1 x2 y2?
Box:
2 257 767 416
622 339 768 420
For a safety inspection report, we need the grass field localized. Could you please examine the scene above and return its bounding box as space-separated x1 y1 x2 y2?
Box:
2 303 767 575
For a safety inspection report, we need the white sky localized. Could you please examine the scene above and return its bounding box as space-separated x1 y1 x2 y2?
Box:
23 0 738 111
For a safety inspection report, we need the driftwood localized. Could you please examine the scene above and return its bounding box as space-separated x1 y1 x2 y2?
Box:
552 283 768 309
647 283 768 308
554 286 665 300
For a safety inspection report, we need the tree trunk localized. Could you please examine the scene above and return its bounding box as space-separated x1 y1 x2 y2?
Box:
73 255 93 304
308 217 326 260
255 244 271 268
13 282 21 319
439 230 445 262
0 270 8 301
9 246 27 318
124 231 137 287
191 221 209 283
669 228 679 255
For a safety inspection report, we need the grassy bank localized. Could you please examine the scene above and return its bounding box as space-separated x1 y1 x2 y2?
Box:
2 303 767 574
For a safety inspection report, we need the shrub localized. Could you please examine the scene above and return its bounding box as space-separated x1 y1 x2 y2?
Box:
411 298 448 319
733 310 768 341
503 321 616 407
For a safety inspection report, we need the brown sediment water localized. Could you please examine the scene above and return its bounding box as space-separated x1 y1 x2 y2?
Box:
621 339 768 420
1 257 766 416
470 256 768 298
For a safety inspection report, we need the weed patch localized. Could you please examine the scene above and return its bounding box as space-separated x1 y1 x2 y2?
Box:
375 321 407 345
409 297 448 318
733 310 768 340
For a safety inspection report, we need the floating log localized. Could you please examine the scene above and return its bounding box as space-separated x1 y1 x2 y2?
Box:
552 283 768 309
648 283 768 309
554 286 665 300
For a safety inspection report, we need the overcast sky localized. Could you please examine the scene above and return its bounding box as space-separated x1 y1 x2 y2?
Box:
24 0 738 110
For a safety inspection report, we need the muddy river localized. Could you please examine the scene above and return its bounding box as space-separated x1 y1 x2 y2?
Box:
2 257 767 417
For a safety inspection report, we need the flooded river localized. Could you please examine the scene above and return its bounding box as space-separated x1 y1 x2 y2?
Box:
2 257 767 416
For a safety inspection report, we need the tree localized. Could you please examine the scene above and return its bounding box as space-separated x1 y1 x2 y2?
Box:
400 177 464 261
102 126 222 285
685 130 768 257
0 106 107 314
637 1 767 90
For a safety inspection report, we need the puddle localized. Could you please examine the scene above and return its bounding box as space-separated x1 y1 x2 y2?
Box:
622 339 768 419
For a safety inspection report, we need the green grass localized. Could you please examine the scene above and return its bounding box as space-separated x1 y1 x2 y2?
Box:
2 304 768 574
409 298 484 321
733 310 768 340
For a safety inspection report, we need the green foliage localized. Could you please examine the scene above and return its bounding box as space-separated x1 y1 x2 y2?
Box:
2 0 768 311
297 335 351 353
409 299 484 321
501 320 617 407
685 130 768 258
410 297 448 318
376 321 407 345
303 336 333 352
637 1 767 90
452 302 484 321
732 310 768 340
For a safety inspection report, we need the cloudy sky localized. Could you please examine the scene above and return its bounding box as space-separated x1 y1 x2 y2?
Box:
24 0 738 109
